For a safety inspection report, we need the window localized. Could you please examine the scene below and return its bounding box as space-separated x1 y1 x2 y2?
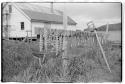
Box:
21 22 24 30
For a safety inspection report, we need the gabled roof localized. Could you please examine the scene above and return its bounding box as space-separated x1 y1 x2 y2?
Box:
14 3 77 25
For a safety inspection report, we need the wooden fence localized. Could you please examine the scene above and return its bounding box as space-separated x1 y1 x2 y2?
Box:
39 28 106 54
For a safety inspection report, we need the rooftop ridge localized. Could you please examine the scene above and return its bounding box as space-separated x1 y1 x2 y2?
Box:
15 3 62 15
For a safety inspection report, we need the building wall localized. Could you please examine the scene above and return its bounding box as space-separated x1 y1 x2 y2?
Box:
3 3 76 38
4 3 31 38
31 22 45 37
51 23 76 31
32 22 76 37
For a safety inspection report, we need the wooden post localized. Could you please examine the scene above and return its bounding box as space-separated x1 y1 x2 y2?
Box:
39 29 43 52
30 22 32 43
106 23 109 34
104 23 109 43
43 26 48 51
56 30 59 55
94 29 111 73
26 31 29 43
87 21 111 73
61 33 63 51
62 4 68 81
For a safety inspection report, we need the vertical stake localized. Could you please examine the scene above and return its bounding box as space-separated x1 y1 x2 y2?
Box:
94 30 111 73
62 3 68 82
56 30 59 55
39 29 43 52
87 21 111 73
104 22 109 43
44 26 48 52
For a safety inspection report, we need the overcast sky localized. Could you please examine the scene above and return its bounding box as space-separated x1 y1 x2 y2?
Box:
34 3 121 30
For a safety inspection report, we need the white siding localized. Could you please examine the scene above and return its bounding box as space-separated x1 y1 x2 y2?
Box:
67 25 76 31
6 4 31 37
51 24 63 30
32 22 44 37
51 23 76 30
31 22 76 37
3 3 76 38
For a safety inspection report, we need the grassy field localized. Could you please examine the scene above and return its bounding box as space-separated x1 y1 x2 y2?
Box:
2 40 122 82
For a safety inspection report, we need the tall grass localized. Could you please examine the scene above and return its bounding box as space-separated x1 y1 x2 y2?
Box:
2 41 33 82
2 40 121 82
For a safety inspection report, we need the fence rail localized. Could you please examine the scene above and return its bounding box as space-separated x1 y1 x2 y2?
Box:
39 28 106 54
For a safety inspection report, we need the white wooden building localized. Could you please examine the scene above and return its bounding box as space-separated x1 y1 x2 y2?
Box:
2 3 77 40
